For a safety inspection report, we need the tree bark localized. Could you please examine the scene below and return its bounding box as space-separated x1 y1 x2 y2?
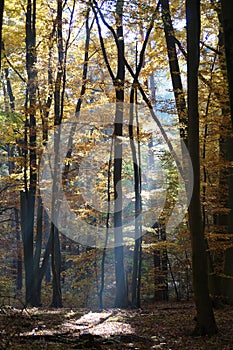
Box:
50 0 64 308
186 0 218 336
221 0 233 127
113 0 128 308
3 64 23 292
21 0 38 306
129 89 142 308
0 0 4 70
220 0 233 293
20 191 34 304
161 0 187 142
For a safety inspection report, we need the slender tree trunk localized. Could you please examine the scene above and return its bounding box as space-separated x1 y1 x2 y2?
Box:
161 225 168 301
50 0 64 308
50 118 63 309
5 67 15 110
186 0 217 335
0 0 4 70
33 194 43 306
129 89 142 308
152 222 168 301
62 5 91 180
3 65 23 292
149 72 156 106
15 208 23 291
99 142 113 309
51 225 62 307
20 191 34 304
161 0 187 142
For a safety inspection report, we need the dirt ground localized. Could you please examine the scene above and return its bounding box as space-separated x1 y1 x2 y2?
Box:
0 302 233 349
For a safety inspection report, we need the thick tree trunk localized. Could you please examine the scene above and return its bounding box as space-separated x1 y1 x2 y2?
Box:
22 0 37 306
114 0 127 308
207 0 233 304
221 0 233 127
186 0 217 336
220 0 233 294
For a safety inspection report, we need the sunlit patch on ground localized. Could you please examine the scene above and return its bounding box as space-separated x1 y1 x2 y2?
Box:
62 310 134 336
89 320 134 336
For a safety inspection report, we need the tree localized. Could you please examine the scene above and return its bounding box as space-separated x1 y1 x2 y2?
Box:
20 0 38 306
1 62 23 292
186 0 217 335
0 0 4 69
49 0 64 309
112 0 128 308
221 0 233 127
220 0 233 294
92 0 129 307
160 0 187 142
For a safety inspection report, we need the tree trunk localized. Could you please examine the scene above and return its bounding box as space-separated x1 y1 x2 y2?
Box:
186 0 218 336
15 208 23 291
3 67 23 292
206 0 233 305
0 0 4 70
50 0 64 308
129 89 142 308
22 0 37 306
161 0 187 142
33 194 43 306
220 0 233 296
153 222 168 301
20 191 34 305
114 0 127 308
51 224 62 307
221 0 233 127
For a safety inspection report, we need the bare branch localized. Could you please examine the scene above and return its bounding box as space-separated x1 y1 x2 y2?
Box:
91 3 115 81
3 54 26 83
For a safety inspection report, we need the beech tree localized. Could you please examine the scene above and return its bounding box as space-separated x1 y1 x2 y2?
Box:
0 0 3 69
220 0 233 292
221 0 233 127
186 0 217 335
160 0 187 142
20 0 38 306
92 0 128 308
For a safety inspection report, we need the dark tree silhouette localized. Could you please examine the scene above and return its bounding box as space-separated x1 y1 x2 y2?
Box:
186 0 217 336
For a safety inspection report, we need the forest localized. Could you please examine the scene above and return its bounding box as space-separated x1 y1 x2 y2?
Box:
0 0 233 348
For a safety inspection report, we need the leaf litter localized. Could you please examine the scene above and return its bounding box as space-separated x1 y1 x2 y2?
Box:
0 302 233 349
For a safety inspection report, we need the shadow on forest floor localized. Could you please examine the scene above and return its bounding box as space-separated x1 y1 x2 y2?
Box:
0 302 233 349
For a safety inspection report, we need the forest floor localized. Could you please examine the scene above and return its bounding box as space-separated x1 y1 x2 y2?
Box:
0 301 233 349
